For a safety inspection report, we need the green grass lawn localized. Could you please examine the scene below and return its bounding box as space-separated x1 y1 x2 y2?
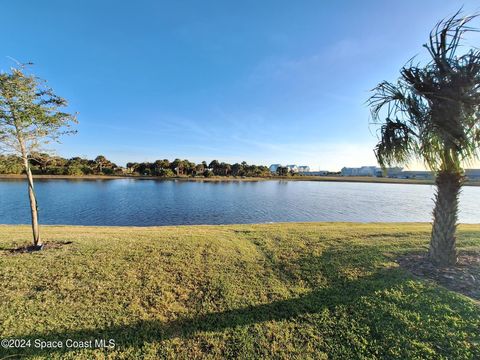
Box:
0 223 479 359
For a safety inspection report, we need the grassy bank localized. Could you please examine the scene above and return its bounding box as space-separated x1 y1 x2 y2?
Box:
0 223 479 359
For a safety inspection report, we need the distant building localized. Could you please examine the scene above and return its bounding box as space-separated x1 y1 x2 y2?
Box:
269 164 282 173
465 169 480 180
297 165 310 173
286 165 298 173
375 167 404 178
341 166 379 177
339 166 480 181
397 170 434 180
341 167 358 176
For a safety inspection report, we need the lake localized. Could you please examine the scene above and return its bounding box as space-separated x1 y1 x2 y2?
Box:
0 179 479 226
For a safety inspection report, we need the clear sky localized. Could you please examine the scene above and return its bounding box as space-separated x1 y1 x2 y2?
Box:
2 0 479 170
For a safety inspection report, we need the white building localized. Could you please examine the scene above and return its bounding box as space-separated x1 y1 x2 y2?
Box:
375 167 404 177
379 169 479 180
341 167 358 176
297 166 310 173
398 171 434 180
341 166 380 177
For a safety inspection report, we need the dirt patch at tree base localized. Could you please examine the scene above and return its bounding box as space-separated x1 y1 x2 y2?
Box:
1 241 73 255
397 251 480 301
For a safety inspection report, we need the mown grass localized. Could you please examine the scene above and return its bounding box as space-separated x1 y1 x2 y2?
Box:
0 223 479 359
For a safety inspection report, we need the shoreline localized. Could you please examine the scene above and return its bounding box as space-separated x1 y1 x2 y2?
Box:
2 221 480 229
1 173 479 186
1 220 480 228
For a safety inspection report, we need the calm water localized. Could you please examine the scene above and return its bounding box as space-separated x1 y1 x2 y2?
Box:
0 179 479 225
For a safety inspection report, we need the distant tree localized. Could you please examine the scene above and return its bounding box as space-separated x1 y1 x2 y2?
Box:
153 160 164 175
184 160 196 176
126 162 139 174
195 163 205 175
80 165 92 175
70 157 90 174
208 160 220 175
254 165 269 177
368 12 480 266
136 162 152 176
220 162 231 176
66 165 83 176
171 158 184 176
29 152 54 173
158 168 175 177
95 155 109 173
150 159 171 176
0 154 23 174
232 163 243 176
0 64 76 247
159 159 170 171
276 166 288 176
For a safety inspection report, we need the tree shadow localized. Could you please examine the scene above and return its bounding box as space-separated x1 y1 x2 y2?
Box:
0 246 466 357
0 241 73 257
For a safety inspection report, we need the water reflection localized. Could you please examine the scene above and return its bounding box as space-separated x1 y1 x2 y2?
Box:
0 179 479 225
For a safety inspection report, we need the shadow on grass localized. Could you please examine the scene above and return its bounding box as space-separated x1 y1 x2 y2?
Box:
1 246 473 357
0 241 73 256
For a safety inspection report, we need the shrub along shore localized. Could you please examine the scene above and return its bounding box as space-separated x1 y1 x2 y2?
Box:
0 222 479 359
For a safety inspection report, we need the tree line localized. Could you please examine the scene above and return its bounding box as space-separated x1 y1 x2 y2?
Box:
0 153 121 176
126 159 271 177
0 153 273 177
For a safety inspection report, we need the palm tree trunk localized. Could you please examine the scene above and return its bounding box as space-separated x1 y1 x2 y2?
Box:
429 171 462 266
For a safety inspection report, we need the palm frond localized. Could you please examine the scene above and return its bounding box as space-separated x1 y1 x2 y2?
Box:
369 10 480 173
374 119 417 168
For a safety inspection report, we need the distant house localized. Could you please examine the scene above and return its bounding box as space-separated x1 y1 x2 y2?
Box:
269 164 282 173
298 165 310 173
286 165 298 173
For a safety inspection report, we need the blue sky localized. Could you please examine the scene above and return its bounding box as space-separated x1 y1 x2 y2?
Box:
2 0 479 170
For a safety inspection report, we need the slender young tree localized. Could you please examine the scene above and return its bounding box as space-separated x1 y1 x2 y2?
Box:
0 64 76 248
368 12 480 266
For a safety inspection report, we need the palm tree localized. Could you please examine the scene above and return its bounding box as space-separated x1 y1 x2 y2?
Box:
368 11 480 266
95 155 109 174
